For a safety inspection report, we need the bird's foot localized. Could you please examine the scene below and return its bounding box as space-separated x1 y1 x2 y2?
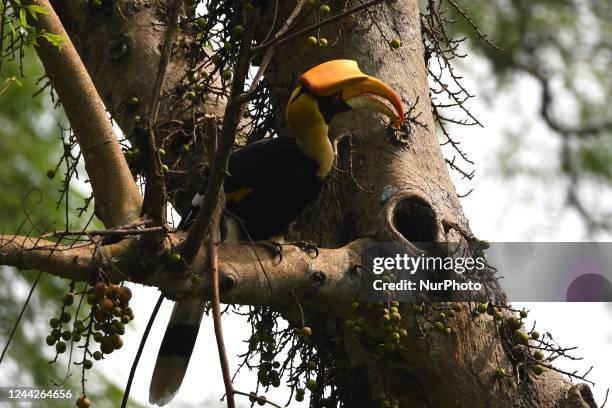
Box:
285 240 319 258
253 240 283 263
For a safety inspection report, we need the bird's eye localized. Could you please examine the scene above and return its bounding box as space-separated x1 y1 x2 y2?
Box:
329 93 341 103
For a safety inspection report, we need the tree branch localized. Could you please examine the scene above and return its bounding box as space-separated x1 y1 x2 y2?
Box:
251 0 388 54
141 0 183 228
209 205 236 408
234 0 306 106
16 0 142 227
180 17 256 263
0 234 365 313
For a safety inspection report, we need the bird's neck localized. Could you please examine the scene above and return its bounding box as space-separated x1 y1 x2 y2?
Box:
286 89 334 179
296 127 334 179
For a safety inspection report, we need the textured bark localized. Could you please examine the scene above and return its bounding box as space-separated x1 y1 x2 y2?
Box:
256 1 594 407
2 0 597 407
264 2 463 247
53 0 226 213
0 234 364 312
17 0 142 227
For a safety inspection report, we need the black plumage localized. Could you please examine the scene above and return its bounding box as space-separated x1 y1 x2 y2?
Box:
158 324 200 358
224 136 322 239
180 136 323 240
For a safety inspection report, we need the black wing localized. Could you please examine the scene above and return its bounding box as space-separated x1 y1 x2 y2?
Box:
224 137 322 240
178 137 323 240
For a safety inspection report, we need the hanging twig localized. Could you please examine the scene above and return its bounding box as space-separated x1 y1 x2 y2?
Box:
601 388 609 408
120 293 164 408
180 17 256 263
290 290 305 328
202 95 235 408
209 204 236 408
0 271 42 365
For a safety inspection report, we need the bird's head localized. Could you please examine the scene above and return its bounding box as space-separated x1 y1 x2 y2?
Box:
285 60 403 179
285 59 404 141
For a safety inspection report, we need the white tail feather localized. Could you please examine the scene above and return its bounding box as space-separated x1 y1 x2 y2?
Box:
149 299 205 406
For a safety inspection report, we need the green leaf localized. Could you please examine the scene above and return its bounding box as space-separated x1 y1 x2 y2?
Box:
19 7 27 26
41 32 65 49
27 4 48 15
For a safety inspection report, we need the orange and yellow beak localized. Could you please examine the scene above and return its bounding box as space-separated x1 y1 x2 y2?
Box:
298 59 404 128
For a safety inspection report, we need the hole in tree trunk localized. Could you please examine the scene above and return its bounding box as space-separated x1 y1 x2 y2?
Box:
392 196 437 248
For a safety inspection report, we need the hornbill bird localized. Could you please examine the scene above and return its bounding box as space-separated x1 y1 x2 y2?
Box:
149 60 404 406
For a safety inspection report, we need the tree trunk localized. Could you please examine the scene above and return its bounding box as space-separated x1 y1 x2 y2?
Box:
254 2 583 407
